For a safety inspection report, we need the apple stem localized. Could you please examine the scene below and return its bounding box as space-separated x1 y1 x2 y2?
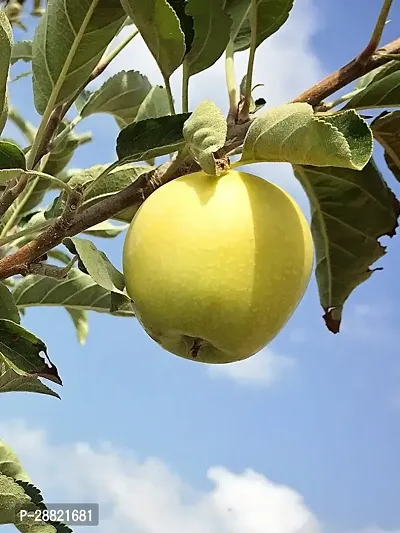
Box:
189 338 204 358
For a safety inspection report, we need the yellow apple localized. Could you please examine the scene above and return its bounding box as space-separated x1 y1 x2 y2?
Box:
123 169 313 364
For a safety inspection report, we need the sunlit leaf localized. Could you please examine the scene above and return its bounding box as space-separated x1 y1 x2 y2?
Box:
11 40 32 64
120 0 185 79
32 0 126 115
66 309 88 345
79 70 152 127
346 61 400 109
13 269 135 317
183 101 227 174
241 103 373 170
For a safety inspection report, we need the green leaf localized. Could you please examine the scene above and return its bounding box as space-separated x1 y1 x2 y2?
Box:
166 0 195 56
293 160 400 333
183 101 227 174
13 268 135 317
355 60 400 90
0 92 7 135
184 0 231 77
0 282 20 323
0 10 12 135
14 481 72 533
11 40 32 65
84 220 127 238
371 110 400 182
240 103 373 170
134 86 170 122
345 61 400 110
0 319 62 385
0 441 31 482
0 473 66 531
0 473 31 526
63 236 126 293
0 140 26 170
0 363 60 398
225 0 294 52
32 0 127 115
120 0 185 79
66 309 88 345
0 169 22 184
116 113 191 161
224 0 250 43
71 163 152 222
79 70 152 127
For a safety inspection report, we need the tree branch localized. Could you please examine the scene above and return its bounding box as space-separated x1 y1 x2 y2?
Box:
0 188 82 278
0 174 28 219
0 37 399 280
292 37 400 106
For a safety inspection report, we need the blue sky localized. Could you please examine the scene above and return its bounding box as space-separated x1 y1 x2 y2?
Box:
1 0 400 532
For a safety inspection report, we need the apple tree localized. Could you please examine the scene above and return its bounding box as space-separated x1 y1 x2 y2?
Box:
0 0 399 530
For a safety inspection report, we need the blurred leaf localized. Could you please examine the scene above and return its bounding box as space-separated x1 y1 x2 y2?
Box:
166 0 195 55
66 309 88 345
46 249 72 265
346 61 400 109
0 440 31 482
43 123 91 177
79 70 152 127
120 0 185 79
0 473 68 532
183 100 227 174
134 86 170 122
0 10 12 135
75 88 91 114
371 110 400 182
63 236 126 293
293 160 400 333
14 480 73 533
117 113 191 161
13 269 135 317
225 0 294 52
0 282 20 323
84 220 127 238
0 140 26 170
0 319 62 385
0 473 31 526
241 104 373 170
11 40 32 64
184 0 231 77
73 163 151 222
32 0 126 115
0 363 59 398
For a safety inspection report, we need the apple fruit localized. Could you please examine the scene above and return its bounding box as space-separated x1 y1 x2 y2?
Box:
123 169 313 364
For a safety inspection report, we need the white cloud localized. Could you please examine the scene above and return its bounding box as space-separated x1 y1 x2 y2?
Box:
0 420 318 533
340 302 398 344
208 348 295 387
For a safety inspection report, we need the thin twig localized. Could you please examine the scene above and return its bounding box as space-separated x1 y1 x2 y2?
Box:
0 174 28 218
239 0 258 122
0 188 82 278
356 0 393 64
